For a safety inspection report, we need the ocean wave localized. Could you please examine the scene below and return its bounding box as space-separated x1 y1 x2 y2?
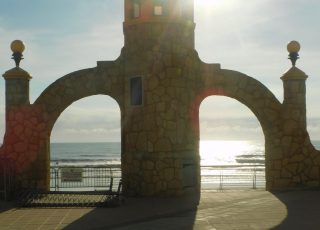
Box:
236 159 265 164
236 154 264 158
78 154 111 157
50 159 121 167
51 158 120 162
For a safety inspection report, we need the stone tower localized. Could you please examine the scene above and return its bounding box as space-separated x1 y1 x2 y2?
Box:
123 0 195 51
121 0 201 196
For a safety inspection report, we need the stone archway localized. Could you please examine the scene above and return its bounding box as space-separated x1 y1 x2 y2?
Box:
27 64 125 190
49 94 121 192
199 95 266 189
35 67 124 133
192 68 283 190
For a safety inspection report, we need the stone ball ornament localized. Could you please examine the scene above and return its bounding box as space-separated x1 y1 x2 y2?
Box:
10 40 25 67
287 40 300 53
11 40 25 54
287 40 300 66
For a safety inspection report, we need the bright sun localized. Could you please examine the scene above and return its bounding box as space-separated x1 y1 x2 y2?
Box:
197 0 224 7
195 0 232 17
195 0 232 13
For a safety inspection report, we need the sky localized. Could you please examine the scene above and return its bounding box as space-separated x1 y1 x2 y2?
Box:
0 0 320 143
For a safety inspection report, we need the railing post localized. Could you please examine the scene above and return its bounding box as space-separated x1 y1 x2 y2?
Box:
109 167 113 191
55 167 59 191
3 166 7 201
252 168 257 189
219 170 223 190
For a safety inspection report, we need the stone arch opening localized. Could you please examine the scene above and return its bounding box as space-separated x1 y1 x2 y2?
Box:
50 95 121 191
30 67 124 191
200 96 264 141
191 69 283 190
199 95 265 190
51 95 121 143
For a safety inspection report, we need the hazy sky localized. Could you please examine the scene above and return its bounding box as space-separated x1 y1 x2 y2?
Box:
1 0 320 142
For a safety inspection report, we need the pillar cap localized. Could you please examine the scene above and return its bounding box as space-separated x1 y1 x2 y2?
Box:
3 67 32 80
281 66 308 81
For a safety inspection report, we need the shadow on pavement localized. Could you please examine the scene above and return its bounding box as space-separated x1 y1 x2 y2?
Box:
65 195 199 230
0 200 16 213
272 190 320 229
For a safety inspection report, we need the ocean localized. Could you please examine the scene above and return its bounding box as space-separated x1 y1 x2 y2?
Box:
50 140 320 190
51 142 121 166
51 140 320 166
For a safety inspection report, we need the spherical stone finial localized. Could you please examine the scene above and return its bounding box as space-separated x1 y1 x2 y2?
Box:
287 40 300 67
287 40 300 53
10 40 25 67
11 40 25 53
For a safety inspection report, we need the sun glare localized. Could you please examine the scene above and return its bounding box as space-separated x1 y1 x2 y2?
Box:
200 140 256 165
196 0 236 16
197 0 225 7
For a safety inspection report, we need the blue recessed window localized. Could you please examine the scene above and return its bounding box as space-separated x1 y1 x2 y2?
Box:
130 76 143 106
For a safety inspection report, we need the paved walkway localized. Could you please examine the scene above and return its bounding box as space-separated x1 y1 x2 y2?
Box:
1 190 320 229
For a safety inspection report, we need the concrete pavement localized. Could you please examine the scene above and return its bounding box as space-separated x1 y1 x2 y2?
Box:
1 190 320 229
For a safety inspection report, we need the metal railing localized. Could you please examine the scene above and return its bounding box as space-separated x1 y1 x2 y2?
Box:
17 164 264 207
50 165 121 192
49 164 264 192
201 165 265 190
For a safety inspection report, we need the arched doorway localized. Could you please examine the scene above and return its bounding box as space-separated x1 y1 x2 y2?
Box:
199 96 266 190
50 95 121 192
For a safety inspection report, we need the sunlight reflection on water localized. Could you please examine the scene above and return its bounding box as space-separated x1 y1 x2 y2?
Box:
200 140 264 166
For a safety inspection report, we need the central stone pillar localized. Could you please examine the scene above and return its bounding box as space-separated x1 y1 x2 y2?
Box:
121 63 200 196
120 33 201 196
121 0 200 197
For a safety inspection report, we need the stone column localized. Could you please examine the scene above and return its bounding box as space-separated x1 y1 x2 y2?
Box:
3 67 32 118
281 67 308 135
279 66 320 188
